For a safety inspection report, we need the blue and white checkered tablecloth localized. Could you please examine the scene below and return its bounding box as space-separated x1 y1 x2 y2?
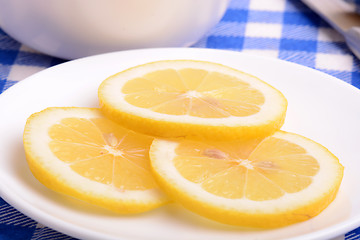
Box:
1 0 360 239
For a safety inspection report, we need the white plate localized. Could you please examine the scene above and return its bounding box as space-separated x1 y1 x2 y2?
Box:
0 48 359 240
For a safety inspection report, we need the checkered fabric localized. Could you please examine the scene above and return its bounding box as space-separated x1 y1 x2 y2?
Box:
1 0 360 239
345 0 360 11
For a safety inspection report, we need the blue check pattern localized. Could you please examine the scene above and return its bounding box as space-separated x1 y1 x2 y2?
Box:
1 0 359 239
345 0 360 13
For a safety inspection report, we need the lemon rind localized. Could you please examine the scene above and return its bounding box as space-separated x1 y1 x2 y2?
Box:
98 60 287 140
23 107 168 214
149 131 344 227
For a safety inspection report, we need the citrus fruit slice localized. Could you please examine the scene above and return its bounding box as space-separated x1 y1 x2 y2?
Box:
98 60 287 140
150 131 344 228
23 107 168 214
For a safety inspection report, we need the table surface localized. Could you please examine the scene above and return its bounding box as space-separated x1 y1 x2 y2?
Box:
1 0 360 239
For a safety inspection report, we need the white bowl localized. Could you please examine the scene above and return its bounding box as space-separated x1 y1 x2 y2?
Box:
0 0 229 59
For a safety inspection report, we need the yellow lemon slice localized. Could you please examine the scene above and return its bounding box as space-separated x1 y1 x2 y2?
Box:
23 107 168 214
150 131 344 228
98 60 287 140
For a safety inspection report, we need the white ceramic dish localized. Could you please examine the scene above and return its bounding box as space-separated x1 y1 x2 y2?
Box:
0 48 359 240
0 0 229 59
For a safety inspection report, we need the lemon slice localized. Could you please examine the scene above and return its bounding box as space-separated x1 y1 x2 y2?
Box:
23 107 168 214
98 60 287 140
150 131 344 228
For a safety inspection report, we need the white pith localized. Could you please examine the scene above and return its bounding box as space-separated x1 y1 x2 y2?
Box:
99 60 287 126
103 145 124 157
238 159 254 170
150 131 342 214
24 108 166 203
183 90 203 98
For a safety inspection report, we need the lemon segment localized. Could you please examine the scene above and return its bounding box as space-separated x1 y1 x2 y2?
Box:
23 107 168 214
149 131 344 228
98 60 288 140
